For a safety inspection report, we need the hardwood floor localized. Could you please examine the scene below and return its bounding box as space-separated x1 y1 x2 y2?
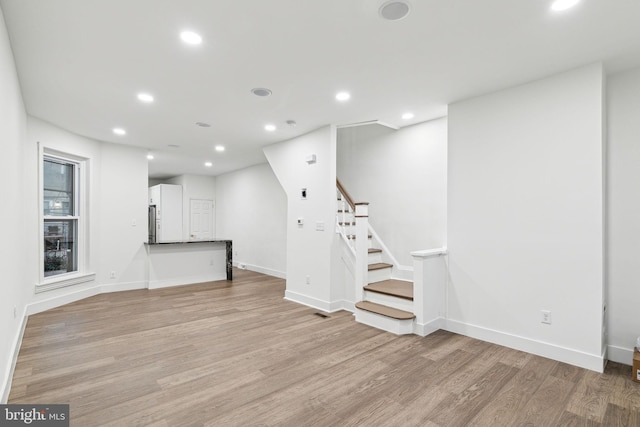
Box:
8 269 640 426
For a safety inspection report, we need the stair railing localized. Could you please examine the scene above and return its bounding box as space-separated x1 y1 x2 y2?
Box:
336 179 369 304
336 179 356 253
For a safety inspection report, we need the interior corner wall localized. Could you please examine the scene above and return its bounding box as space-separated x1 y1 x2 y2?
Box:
264 126 339 311
337 119 448 267
606 66 640 365
0 4 29 403
215 163 286 278
447 63 605 371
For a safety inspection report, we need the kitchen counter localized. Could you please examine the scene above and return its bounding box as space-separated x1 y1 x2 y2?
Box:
145 240 233 286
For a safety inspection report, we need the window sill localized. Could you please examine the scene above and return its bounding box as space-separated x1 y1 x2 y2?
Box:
36 272 96 294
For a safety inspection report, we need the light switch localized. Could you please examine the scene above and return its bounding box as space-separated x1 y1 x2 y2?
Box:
316 221 325 231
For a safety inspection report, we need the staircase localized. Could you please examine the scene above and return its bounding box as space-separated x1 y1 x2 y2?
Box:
336 179 416 335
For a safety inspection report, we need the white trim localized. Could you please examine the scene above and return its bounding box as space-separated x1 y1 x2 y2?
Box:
1 308 28 404
39 146 92 290
36 272 96 293
444 319 605 373
148 274 227 290
414 317 444 337
284 290 346 313
235 262 286 279
607 345 633 365
411 247 448 258
355 308 414 335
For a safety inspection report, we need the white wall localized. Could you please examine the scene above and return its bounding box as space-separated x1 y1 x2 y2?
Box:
447 64 605 371
337 119 448 267
0 5 29 403
606 66 640 365
25 117 149 306
165 174 216 240
215 163 286 278
264 126 344 311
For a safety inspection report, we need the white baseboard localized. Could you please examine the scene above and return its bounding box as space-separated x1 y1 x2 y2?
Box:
1 308 27 404
608 345 633 365
284 290 348 313
27 285 102 316
444 319 605 373
101 280 147 293
237 262 286 279
341 300 355 313
414 317 444 337
148 274 226 290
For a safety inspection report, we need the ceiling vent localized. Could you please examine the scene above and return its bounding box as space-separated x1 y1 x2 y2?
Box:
251 88 272 97
379 1 411 21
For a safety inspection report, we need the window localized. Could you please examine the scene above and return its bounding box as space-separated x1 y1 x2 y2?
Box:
39 148 94 292
43 158 78 277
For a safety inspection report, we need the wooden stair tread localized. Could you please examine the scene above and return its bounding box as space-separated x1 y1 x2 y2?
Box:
347 234 372 239
368 248 382 254
338 222 355 226
368 262 392 271
355 301 415 320
364 280 413 300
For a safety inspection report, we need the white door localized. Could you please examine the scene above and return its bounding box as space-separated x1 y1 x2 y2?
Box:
190 199 214 240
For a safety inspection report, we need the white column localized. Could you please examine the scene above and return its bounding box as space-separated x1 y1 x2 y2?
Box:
354 203 369 304
411 247 448 336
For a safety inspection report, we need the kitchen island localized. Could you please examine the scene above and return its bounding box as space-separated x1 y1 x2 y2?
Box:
145 240 232 289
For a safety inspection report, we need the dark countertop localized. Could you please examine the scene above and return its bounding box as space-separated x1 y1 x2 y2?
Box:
145 239 231 245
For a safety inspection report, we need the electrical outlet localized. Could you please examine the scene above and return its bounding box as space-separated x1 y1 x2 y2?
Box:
306 275 311 285
209 259 214 266
110 271 116 279
541 309 551 325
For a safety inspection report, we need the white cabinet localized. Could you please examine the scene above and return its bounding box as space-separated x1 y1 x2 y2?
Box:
149 184 183 242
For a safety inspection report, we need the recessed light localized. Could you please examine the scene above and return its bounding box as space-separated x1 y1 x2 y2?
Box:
215 145 225 152
195 122 211 127
402 112 414 120
113 128 126 136
551 0 580 11
205 161 213 167
336 92 351 102
265 124 276 132
137 93 154 103
168 144 180 148
379 1 411 21
251 88 272 97
146 153 154 160
180 31 202 45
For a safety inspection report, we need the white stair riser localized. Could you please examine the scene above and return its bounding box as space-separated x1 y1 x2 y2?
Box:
368 252 382 264
355 309 414 335
363 291 413 312
368 267 392 283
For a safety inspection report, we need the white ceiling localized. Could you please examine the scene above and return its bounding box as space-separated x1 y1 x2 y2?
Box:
2 0 640 178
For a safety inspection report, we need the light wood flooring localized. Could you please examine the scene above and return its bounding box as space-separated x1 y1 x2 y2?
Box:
8 269 640 426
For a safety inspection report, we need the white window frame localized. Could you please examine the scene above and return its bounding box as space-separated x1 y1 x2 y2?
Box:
37 145 95 292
